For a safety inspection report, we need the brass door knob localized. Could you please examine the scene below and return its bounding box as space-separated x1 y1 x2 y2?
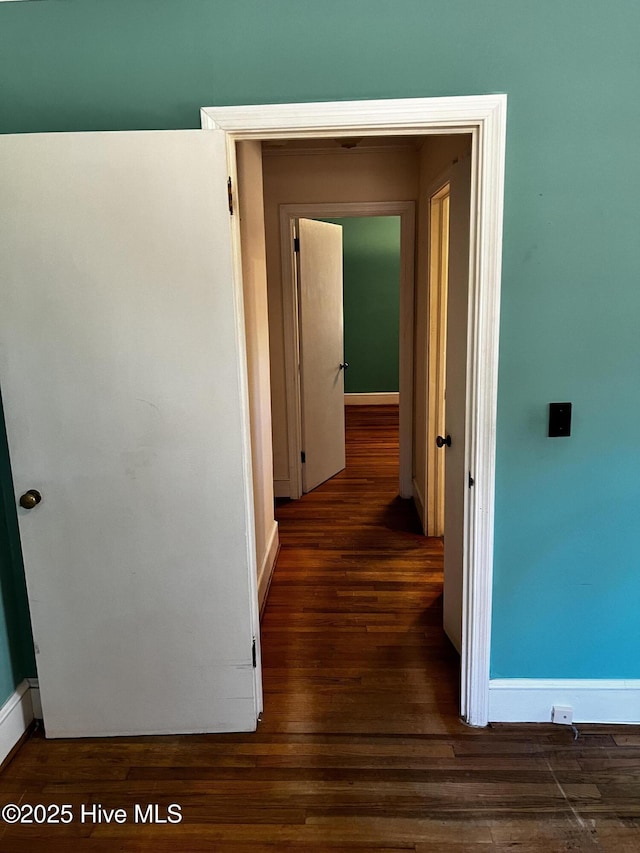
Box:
19 489 42 510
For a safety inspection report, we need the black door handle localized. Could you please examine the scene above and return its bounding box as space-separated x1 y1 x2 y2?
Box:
436 435 451 448
339 362 349 370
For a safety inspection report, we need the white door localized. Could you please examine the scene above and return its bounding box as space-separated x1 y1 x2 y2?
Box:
297 219 346 493
442 156 472 654
0 130 261 737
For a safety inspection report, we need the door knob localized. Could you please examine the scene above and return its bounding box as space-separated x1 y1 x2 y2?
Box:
19 489 42 510
436 435 451 448
339 362 349 370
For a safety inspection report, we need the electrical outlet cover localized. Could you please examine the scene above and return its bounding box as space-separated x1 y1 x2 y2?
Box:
552 705 573 724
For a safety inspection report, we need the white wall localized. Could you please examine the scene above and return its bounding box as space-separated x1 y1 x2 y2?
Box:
237 142 278 609
262 145 420 494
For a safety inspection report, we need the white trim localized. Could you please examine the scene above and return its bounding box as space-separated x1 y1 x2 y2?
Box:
0 680 33 767
202 95 508 727
27 678 41 720
221 129 263 718
397 204 417 500
280 212 303 498
459 96 506 727
257 521 279 613
489 679 640 724
201 96 506 137
273 479 292 499
345 393 399 405
278 201 415 500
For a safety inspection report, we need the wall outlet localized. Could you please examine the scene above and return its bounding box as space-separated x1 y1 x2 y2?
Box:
552 705 573 725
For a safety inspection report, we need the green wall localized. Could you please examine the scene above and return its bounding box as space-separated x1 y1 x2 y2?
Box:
324 217 401 394
1 0 640 703
0 395 36 703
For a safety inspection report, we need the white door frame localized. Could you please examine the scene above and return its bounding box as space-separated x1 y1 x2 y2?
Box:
201 96 507 727
279 201 415 500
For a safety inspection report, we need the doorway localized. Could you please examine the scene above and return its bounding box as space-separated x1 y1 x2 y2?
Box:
277 200 415 501
295 217 346 494
267 139 469 671
202 95 507 726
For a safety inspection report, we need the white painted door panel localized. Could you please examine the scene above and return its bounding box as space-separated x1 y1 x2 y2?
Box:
0 130 259 737
443 156 472 654
298 219 346 493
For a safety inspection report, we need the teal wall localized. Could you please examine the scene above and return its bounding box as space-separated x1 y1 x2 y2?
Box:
0 395 36 703
324 217 401 394
1 0 640 698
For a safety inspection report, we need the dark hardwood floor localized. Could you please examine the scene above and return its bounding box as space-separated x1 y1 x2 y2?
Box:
1 405 640 851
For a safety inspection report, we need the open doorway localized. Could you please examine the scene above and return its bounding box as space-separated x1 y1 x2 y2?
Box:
237 132 476 721
256 133 471 707
206 95 507 726
289 212 403 496
260 136 470 532
329 215 402 411
263 134 471 664
303 214 402 493
275 198 416 501
295 217 346 494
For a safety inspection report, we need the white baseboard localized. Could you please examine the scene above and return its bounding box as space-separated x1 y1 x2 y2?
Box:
489 679 640 724
258 521 279 613
27 678 41 720
274 479 291 498
0 679 34 767
412 477 425 531
344 393 399 405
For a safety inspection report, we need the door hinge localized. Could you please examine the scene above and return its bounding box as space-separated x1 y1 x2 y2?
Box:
468 472 475 488
227 177 234 215
301 451 306 464
252 637 257 668
293 236 300 253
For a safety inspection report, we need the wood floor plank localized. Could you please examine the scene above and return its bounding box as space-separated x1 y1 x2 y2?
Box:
1 406 640 851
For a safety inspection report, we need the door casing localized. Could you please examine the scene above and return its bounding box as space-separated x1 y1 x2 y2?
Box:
201 96 507 727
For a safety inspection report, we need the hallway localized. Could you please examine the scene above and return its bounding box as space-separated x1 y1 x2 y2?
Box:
262 404 458 735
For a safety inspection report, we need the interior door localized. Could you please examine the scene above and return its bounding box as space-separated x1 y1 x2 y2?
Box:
0 130 261 737
297 219 346 493
426 184 450 538
442 155 472 654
